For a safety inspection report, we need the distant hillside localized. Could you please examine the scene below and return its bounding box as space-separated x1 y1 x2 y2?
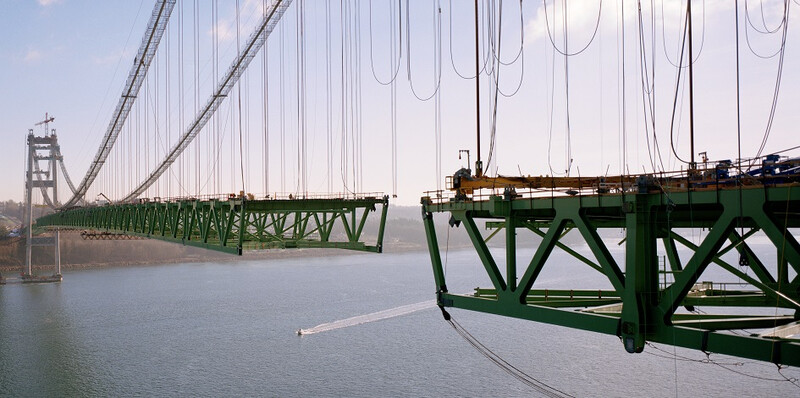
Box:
0 232 232 273
0 200 24 222
0 215 20 237
0 203 622 273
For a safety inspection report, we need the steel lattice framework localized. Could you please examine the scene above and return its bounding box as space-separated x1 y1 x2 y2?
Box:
37 196 389 255
423 183 800 366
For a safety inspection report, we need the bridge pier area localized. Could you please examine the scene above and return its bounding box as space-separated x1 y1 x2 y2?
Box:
21 124 63 284
22 229 63 284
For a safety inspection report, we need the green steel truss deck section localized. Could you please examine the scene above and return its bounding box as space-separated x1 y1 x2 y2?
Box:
422 184 800 366
37 195 389 255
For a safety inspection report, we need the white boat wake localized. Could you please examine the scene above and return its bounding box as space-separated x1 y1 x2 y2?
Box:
297 300 436 335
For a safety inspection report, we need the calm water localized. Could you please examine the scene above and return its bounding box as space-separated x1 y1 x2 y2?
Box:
1 248 798 397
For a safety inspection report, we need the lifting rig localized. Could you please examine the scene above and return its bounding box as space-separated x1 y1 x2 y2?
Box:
422 158 800 366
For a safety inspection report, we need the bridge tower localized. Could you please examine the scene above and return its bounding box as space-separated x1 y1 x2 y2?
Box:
23 114 62 282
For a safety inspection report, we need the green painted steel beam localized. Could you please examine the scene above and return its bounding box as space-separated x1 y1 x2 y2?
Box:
477 287 784 307
671 315 797 330
516 298 622 308
423 184 800 366
442 292 622 336
475 288 620 298
36 196 390 255
682 293 787 307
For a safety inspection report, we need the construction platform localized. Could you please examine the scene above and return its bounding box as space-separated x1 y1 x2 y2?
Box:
423 157 800 366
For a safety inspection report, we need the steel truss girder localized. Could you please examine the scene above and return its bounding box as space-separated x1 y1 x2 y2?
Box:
37 196 389 255
422 185 800 366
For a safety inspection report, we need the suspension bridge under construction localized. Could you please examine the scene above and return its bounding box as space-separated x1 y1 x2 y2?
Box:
12 0 800 371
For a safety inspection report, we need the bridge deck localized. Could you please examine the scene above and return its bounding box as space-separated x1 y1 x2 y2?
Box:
36 195 389 255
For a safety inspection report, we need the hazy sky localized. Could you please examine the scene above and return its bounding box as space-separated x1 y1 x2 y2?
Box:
2 0 798 206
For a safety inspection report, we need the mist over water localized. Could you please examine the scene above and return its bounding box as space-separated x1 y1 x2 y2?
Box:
1 248 798 397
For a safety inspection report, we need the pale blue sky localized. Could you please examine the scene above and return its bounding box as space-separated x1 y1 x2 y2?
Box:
2 0 799 206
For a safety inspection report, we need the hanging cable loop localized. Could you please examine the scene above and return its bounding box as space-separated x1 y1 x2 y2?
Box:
543 0 603 57
745 0 787 34
448 0 493 79
743 0 789 59
660 0 707 68
489 0 524 67
406 0 443 101
487 0 525 98
368 0 403 86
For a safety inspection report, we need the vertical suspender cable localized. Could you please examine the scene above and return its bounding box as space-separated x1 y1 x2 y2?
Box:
435 0 442 191
145 71 150 195
391 0 399 197
194 0 200 195
687 0 696 170
296 1 302 195
340 0 347 193
237 0 246 196
231 18 237 194
563 0 572 176
735 0 744 239
136 89 140 192
353 2 358 191
357 1 363 193
268 0 269 195
326 1 333 194
349 1 355 192
166 17 171 197
213 0 219 194
154 32 159 198
301 0 307 195
295 0 306 196
281 21 286 193
621 0 627 175
178 1 183 196
474 0 483 176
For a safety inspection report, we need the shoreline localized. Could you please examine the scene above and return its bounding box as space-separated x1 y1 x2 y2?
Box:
0 241 451 274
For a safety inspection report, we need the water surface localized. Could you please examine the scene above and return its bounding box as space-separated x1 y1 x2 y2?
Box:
1 249 798 396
